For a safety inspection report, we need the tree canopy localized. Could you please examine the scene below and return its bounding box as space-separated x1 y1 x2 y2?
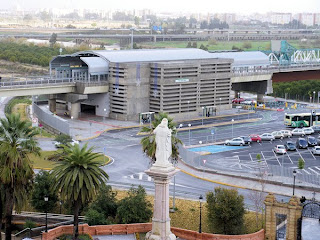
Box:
206 187 245 235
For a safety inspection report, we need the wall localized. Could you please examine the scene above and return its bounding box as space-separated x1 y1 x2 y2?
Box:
34 103 70 135
82 93 110 117
272 70 320 83
42 223 264 240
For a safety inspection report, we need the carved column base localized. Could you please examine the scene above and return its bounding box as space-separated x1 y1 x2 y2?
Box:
145 166 179 240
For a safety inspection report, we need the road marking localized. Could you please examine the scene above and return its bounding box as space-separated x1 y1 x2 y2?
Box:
249 153 253 161
286 153 293 164
308 149 317 160
302 169 311 175
272 151 281 166
308 167 320 175
315 166 320 171
296 150 305 162
138 172 143 180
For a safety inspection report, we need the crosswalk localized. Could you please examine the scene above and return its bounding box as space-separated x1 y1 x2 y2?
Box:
123 172 152 182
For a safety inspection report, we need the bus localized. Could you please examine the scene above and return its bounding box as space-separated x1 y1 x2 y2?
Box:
284 112 320 128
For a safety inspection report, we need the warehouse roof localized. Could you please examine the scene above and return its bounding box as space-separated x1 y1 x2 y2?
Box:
208 51 269 67
72 48 223 63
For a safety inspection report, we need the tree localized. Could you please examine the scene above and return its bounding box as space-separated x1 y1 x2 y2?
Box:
31 170 58 212
206 187 245 235
298 158 305 169
242 42 252 49
85 209 106 225
192 42 197 48
50 144 109 240
186 42 192 48
86 185 118 224
140 112 182 164
134 16 140 26
0 114 40 240
116 185 152 224
49 33 57 47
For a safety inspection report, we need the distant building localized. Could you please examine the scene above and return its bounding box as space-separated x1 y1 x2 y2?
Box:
298 13 314 26
214 13 236 24
270 13 292 25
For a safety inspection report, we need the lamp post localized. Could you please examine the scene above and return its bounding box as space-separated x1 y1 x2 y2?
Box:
313 91 316 106
130 27 135 49
171 123 183 212
199 195 203 233
293 170 297 196
187 100 190 119
310 96 312 105
188 123 191 145
202 107 204 125
199 141 202 168
231 119 234 138
44 196 48 232
103 108 107 122
219 98 222 115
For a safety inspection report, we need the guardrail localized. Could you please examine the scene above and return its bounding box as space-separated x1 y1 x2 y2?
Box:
0 76 108 89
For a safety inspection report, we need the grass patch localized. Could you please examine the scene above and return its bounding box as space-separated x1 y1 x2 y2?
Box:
5 97 31 114
30 150 110 170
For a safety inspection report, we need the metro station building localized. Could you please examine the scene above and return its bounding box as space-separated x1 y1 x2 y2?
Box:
50 49 269 121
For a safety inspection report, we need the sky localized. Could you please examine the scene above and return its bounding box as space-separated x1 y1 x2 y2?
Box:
1 0 320 14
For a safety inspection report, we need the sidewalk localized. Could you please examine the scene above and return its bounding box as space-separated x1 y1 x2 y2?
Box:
177 160 320 201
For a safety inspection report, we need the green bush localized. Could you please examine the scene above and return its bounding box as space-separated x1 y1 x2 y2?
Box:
23 220 37 229
85 209 107 225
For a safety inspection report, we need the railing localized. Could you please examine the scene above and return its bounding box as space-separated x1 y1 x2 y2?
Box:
0 76 108 89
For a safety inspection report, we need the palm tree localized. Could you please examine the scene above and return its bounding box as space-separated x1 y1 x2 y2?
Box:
140 112 182 165
50 144 109 240
0 114 40 240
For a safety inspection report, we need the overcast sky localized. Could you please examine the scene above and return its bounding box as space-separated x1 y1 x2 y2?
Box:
2 0 320 14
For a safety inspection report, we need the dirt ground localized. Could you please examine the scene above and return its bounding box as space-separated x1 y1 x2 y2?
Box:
0 59 49 78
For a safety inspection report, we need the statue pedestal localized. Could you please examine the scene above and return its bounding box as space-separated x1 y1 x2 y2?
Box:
145 166 179 240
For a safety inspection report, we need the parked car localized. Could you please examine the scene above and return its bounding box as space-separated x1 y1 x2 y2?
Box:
232 98 244 104
291 128 305 136
302 127 314 135
274 145 287 154
311 125 320 133
225 137 245 146
272 131 284 139
285 141 296 151
239 136 252 145
276 108 284 112
280 130 292 138
312 146 320 155
249 134 261 143
296 138 308 149
54 139 79 148
307 136 317 147
260 133 275 141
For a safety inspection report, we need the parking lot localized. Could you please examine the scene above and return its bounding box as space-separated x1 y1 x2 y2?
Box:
195 133 320 176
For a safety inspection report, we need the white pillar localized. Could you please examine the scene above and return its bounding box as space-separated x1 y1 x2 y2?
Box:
70 102 80 119
145 167 179 240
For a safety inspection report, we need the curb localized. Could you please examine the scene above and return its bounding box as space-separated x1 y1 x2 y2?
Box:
178 159 320 195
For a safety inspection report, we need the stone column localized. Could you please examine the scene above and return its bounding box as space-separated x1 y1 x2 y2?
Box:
70 102 80 119
287 197 302 240
257 93 264 102
145 166 179 240
264 193 276 240
49 98 56 113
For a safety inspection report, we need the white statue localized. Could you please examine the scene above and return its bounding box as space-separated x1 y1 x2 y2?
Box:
153 118 172 166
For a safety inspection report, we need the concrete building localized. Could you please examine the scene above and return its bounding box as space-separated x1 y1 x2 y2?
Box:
50 48 233 121
270 13 292 25
298 13 314 26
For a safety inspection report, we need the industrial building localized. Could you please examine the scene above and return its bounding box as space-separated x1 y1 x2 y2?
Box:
50 48 234 121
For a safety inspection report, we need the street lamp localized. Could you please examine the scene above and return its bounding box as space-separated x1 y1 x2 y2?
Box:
130 27 135 49
310 96 312 104
219 98 222 114
44 196 49 232
293 170 297 196
187 101 190 119
231 119 234 138
202 107 204 125
103 108 107 122
313 91 316 106
188 123 191 145
237 92 240 98
199 141 202 167
171 123 183 212
199 195 203 233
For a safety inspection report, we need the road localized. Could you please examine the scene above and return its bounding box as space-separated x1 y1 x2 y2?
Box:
81 111 291 209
